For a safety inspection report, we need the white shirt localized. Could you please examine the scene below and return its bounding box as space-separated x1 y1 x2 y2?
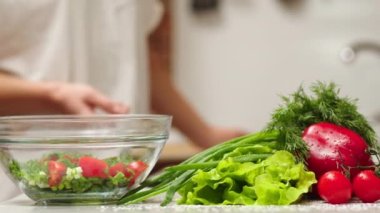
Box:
0 0 163 112
0 0 162 201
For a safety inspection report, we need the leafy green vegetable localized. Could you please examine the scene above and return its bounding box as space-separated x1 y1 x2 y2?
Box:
178 151 316 205
118 131 285 205
110 172 128 186
23 160 49 188
8 160 22 181
266 81 379 163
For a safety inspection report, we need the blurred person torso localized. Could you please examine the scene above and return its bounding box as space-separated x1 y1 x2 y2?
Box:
0 0 162 201
0 0 163 113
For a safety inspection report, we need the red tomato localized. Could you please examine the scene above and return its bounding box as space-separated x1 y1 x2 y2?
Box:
109 162 132 178
48 160 67 187
78 156 108 179
109 162 127 177
317 171 352 204
47 153 59 161
352 170 380 203
127 161 148 186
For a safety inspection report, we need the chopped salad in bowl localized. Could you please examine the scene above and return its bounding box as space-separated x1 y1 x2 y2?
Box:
0 114 171 204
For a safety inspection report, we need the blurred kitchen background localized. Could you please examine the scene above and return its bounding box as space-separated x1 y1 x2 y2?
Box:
161 0 380 162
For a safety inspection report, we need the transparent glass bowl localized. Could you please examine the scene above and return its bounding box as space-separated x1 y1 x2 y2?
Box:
0 114 171 205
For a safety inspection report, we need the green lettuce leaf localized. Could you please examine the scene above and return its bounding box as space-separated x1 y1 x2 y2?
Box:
178 151 316 205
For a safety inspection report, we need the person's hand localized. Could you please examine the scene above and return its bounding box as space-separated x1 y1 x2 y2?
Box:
44 82 129 115
200 126 248 148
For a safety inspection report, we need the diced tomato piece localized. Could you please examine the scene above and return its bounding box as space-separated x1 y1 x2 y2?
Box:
127 161 148 186
48 160 67 187
78 156 108 179
127 161 148 177
41 153 59 163
63 155 79 164
47 153 59 161
109 162 132 178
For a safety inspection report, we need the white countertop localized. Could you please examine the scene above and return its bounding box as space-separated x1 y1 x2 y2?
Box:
1 195 380 213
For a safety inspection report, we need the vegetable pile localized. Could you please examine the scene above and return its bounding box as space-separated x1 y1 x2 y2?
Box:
116 81 380 206
266 82 380 204
9 152 148 193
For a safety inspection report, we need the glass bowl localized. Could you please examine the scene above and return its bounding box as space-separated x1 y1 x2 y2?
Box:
0 114 171 205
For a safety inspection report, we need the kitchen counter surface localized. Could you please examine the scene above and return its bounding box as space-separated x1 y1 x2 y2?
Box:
1 195 380 213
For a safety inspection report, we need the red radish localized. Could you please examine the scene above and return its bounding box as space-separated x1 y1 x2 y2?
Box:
302 122 373 179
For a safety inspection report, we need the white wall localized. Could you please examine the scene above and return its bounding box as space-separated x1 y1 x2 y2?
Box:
172 0 380 134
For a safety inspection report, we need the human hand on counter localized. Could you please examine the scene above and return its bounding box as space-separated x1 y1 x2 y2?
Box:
0 71 130 116
44 82 129 115
200 126 248 148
